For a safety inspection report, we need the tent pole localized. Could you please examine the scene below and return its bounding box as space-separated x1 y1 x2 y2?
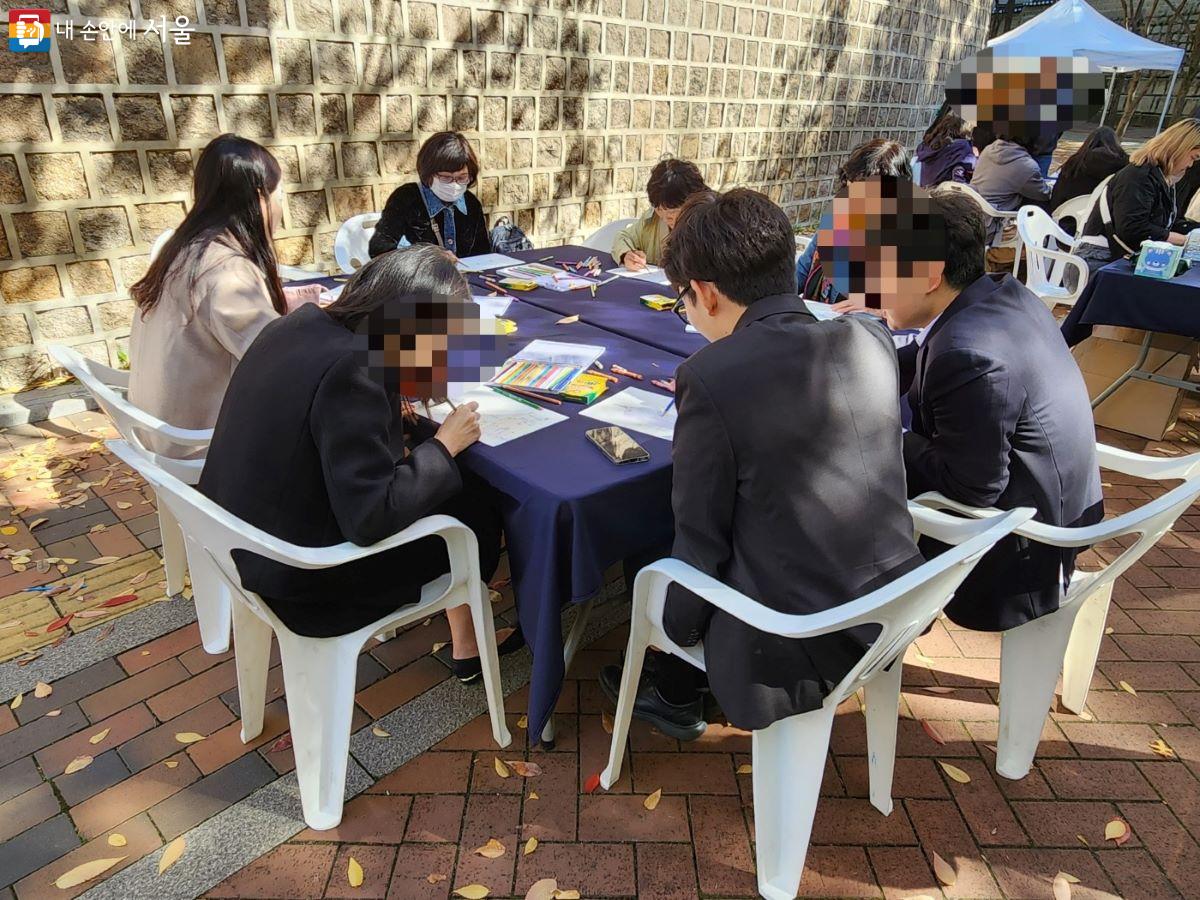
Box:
1101 70 1115 125
1157 67 1179 135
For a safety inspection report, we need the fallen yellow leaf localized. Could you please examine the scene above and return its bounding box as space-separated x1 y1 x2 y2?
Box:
29 517 47 529
164 760 180 769
107 833 127 847
116 502 132 510
45 708 60 717
494 757 511 778
1119 680 1137 696
0 526 16 535
88 556 120 565
1149 738 1176 759
932 851 957 886
938 761 972 784
158 836 185 874
643 787 663 810
506 760 542 777
427 873 448 884
453 885 490 899
1077 710 1095 722
528 791 539 800
517 714 528 729
372 725 390 738
54 856 126 889
10 692 22 710
1105 818 1131 845
174 732 205 744
524 837 538 855
34 681 52 698
1053 872 1073 900
1056 871 1081 884
64 755 93 774
1077 834 1089 846
736 763 753 775
525 879 557 900
89 728 111 745
348 856 364 887
554 891 581 899
431 641 448 654
474 838 506 859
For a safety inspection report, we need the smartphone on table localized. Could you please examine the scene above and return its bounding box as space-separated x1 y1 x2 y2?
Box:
585 426 650 465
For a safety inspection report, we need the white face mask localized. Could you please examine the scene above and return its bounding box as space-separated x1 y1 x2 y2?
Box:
430 178 467 203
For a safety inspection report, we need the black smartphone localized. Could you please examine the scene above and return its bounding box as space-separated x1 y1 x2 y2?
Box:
586 426 650 465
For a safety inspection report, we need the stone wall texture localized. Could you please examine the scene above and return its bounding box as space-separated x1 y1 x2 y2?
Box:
0 0 991 390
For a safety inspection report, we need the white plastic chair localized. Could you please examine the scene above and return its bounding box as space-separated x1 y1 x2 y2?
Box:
936 182 1023 275
149 228 173 262
1016 205 1089 310
581 218 635 254
105 438 512 830
600 505 1034 900
1051 194 1092 241
46 344 229 654
334 212 382 274
915 443 1200 781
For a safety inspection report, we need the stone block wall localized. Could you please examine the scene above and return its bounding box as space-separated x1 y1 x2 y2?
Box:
0 0 990 391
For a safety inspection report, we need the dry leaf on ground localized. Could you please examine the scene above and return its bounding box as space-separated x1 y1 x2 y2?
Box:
474 838 506 859
268 734 292 753
601 711 614 733
517 715 528 729
924 686 956 694
89 728 110 745
164 760 179 769
1149 738 1176 759
9 692 22 710
372 725 390 738
34 681 52 698
44 708 60 717
736 763 753 775
528 791 539 800
938 761 971 784
427 873 447 884
507 760 542 777
1053 872 1073 900
1105 818 1131 845
932 851 957 886
64 755 93 774
174 732 205 744
158 836 185 874
493 758 511 778
554 891 581 899
54 856 126 889
347 857 364 887
88 557 120 565
524 837 538 855
525 879 557 900
643 788 663 810
107 834 127 848
453 886 490 899
921 720 946 745
1118 680 1137 696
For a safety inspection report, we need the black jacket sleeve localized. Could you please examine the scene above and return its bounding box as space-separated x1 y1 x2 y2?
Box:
1112 166 1172 250
369 184 420 258
462 193 494 257
662 362 736 647
904 347 1019 508
310 355 462 545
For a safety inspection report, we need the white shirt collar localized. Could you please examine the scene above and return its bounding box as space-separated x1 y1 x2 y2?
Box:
916 313 942 347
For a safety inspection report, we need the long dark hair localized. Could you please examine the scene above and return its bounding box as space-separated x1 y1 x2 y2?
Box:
923 113 972 152
324 244 469 330
1057 126 1128 185
131 134 286 316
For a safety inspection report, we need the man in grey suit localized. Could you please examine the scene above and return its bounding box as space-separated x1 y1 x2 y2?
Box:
599 189 923 739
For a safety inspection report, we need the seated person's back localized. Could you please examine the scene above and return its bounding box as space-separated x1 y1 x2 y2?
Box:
970 136 1051 244
599 189 922 737
858 184 1103 630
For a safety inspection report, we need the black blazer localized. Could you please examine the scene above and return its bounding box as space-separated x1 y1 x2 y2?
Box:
663 294 923 732
905 274 1104 631
197 304 465 636
1080 162 1176 259
369 182 493 259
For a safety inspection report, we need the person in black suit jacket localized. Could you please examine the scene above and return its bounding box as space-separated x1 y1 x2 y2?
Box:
850 183 1104 631
368 131 493 260
599 189 923 739
198 245 520 682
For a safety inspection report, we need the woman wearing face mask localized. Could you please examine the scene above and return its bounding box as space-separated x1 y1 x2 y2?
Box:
369 131 493 261
1076 118 1200 273
129 133 314 456
198 245 522 680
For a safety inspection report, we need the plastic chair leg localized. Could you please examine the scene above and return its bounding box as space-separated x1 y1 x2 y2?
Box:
1060 581 1114 714
467 583 512 750
752 704 837 900
232 600 273 743
600 603 652 790
996 605 1077 780
186 541 232 654
863 661 903 816
278 633 360 830
158 501 187 598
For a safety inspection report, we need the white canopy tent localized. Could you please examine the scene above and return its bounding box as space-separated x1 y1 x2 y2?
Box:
987 0 1185 133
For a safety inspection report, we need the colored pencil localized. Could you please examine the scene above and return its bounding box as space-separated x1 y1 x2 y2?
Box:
489 385 539 409
661 399 675 417
503 384 563 406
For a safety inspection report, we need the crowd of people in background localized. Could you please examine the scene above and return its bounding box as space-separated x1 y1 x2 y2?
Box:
124 109 1200 737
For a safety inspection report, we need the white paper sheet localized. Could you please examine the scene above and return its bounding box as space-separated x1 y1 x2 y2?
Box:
579 387 677 443
606 265 672 286
319 284 344 305
457 253 525 272
508 339 606 369
803 299 840 321
426 386 567 447
472 295 512 318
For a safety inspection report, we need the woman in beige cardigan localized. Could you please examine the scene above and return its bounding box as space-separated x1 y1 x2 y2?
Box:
130 134 311 454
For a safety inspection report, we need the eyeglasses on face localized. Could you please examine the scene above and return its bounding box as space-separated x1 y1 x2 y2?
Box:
673 285 692 324
435 173 472 186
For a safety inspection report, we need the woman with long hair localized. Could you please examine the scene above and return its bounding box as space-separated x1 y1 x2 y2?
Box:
129 133 301 453
198 245 522 678
1077 118 1200 272
915 113 976 188
1049 126 1128 212
368 131 493 260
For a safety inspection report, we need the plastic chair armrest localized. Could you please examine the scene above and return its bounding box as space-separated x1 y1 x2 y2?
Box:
1096 444 1200 482
912 492 1101 548
258 513 474 569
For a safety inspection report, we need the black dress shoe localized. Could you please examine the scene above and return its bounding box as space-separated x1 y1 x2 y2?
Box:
452 629 526 684
599 663 707 742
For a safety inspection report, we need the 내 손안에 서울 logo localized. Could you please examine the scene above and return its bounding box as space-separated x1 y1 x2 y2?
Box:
8 8 50 52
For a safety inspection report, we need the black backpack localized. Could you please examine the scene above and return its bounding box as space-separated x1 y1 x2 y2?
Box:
490 216 533 253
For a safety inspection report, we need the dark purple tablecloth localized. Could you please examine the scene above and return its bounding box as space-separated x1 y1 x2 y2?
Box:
464 245 707 359
301 275 683 739
1062 258 1200 346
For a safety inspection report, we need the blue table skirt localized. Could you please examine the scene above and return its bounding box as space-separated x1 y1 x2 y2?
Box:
1062 258 1200 346
303 275 683 738
468 245 707 358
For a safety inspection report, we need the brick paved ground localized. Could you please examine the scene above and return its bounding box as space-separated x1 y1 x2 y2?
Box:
1 409 1200 899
